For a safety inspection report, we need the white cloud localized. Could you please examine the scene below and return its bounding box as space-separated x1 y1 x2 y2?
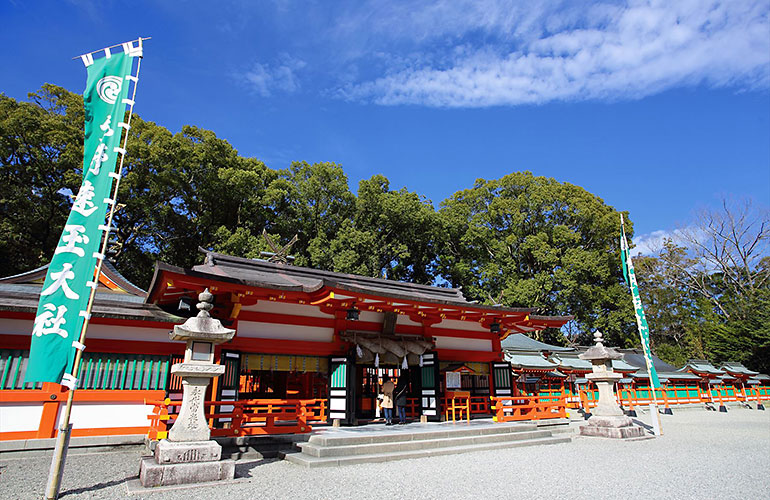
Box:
240 54 307 97
631 225 710 256
338 0 770 107
631 229 672 256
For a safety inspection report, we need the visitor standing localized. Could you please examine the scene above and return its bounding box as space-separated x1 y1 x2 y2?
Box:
381 376 395 425
395 376 409 424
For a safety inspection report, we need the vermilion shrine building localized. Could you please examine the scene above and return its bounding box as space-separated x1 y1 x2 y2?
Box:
0 250 570 439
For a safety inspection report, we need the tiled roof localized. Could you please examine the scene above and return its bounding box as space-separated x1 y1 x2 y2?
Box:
501 333 575 352
552 354 592 371
719 362 759 376
505 352 560 370
681 359 724 375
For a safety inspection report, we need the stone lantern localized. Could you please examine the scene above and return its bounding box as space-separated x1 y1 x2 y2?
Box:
140 289 237 487
578 331 646 439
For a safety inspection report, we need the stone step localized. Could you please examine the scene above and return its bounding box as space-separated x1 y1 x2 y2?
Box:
299 429 554 457
283 435 572 467
217 435 309 460
306 422 539 447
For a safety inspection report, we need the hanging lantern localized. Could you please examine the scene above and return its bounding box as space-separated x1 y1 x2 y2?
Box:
356 344 364 358
402 356 408 370
375 353 379 368
419 355 424 367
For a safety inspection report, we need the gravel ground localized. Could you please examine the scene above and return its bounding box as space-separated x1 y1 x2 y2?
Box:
1 409 768 500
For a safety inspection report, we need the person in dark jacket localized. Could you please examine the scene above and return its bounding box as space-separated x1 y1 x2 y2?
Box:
395 375 409 425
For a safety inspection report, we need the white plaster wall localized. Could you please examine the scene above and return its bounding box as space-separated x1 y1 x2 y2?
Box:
0 403 44 432
84 324 173 343
0 318 36 336
0 318 172 343
358 311 384 323
58 402 154 429
433 318 489 333
241 301 330 318
433 336 493 352
237 321 334 342
395 315 422 327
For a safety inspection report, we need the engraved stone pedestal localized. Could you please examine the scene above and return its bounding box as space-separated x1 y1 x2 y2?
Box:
139 289 237 487
579 332 646 440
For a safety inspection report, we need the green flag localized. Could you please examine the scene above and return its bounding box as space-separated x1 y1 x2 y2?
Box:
620 216 661 389
25 50 136 384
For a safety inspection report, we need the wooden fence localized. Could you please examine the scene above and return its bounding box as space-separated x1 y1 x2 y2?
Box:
0 384 163 441
490 395 567 423
146 397 327 440
578 384 770 411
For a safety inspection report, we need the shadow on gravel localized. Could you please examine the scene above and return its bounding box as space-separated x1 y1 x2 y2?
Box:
631 418 653 432
235 458 280 479
59 476 134 497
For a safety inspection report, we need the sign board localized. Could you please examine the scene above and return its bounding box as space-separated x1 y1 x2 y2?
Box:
446 371 461 389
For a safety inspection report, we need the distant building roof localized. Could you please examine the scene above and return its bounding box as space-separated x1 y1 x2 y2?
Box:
505 352 560 371
616 348 679 372
681 359 725 376
0 261 146 296
552 354 592 372
501 333 575 352
719 362 759 377
0 263 181 324
611 359 641 372
747 373 770 384
632 370 701 383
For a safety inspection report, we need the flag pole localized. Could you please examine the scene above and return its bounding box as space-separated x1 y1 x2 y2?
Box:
71 37 151 60
620 214 663 436
45 38 145 500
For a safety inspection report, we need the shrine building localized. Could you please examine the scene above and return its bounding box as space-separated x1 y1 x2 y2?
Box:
0 250 570 439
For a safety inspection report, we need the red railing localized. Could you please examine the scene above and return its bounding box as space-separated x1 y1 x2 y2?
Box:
578 384 770 412
0 384 164 441
146 398 326 440
490 395 567 422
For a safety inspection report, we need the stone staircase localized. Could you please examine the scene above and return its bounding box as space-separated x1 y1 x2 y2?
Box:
282 420 572 467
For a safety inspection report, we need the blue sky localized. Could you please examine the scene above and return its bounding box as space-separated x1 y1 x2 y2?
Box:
2 0 768 252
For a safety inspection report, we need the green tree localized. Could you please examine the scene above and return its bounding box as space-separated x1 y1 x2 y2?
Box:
328 175 440 282
265 161 355 269
437 172 635 346
633 245 707 367
0 85 277 288
0 85 84 276
643 200 770 372
114 124 275 285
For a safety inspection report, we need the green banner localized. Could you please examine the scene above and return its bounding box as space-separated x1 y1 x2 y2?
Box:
25 51 135 384
620 218 661 389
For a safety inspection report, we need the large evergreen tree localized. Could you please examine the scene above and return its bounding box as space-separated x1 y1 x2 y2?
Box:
437 172 635 346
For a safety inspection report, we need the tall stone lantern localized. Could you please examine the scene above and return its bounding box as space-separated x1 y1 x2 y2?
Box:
140 289 237 487
578 331 646 439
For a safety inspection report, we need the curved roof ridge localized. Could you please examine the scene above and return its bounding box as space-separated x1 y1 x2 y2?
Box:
199 248 466 299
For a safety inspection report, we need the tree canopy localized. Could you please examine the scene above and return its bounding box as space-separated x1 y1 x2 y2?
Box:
437 173 634 346
2 84 768 371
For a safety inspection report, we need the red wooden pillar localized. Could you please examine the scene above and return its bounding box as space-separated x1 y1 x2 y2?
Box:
36 383 62 438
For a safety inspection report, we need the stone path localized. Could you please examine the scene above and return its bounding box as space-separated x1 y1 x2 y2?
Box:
1 408 768 499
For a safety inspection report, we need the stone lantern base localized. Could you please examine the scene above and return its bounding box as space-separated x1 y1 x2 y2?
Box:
579 415 646 439
139 440 235 487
